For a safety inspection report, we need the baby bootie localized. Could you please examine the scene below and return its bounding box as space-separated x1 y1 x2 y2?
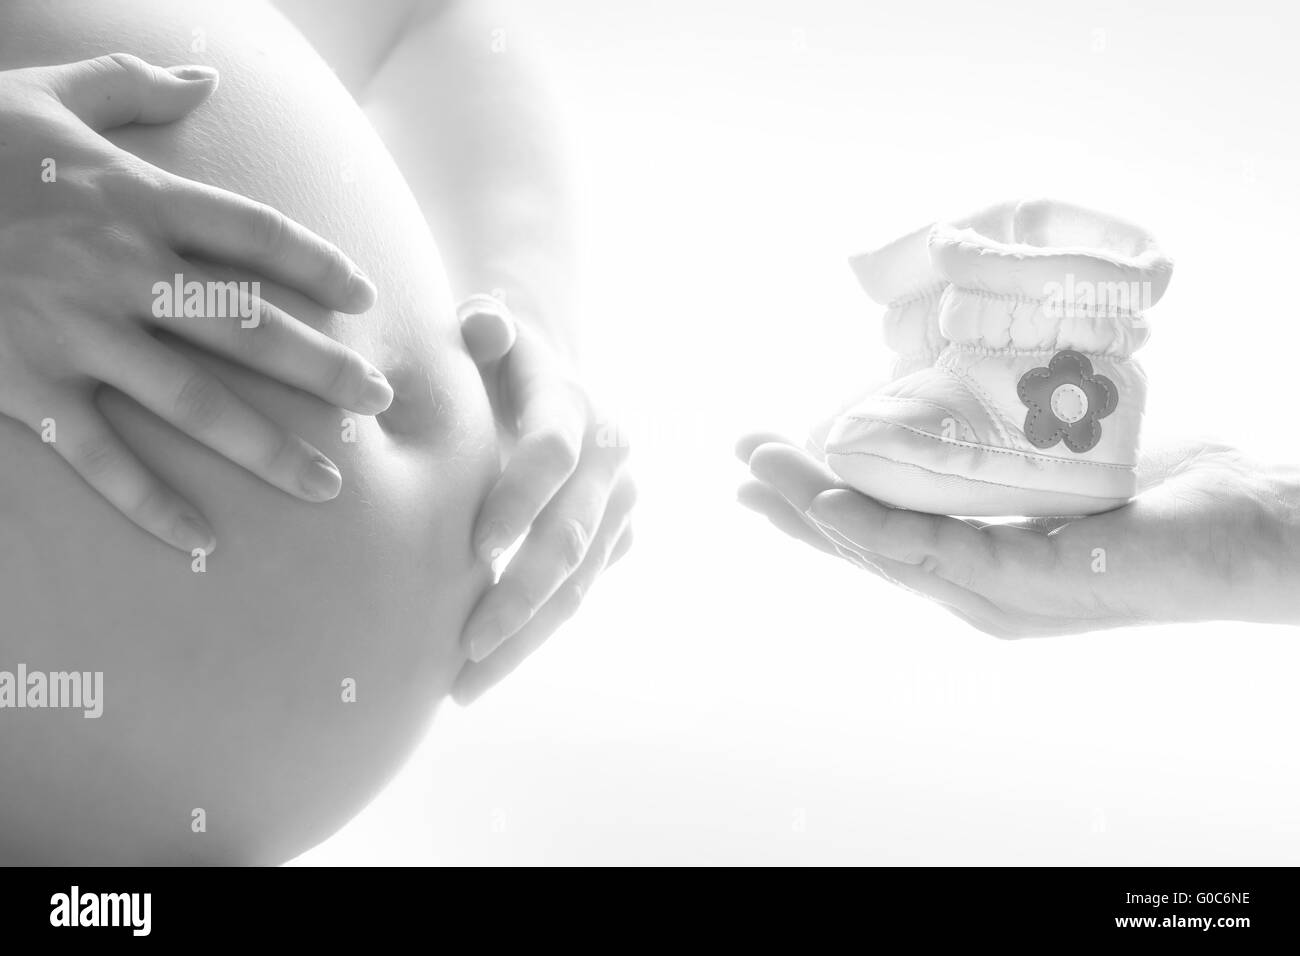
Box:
823 199 1173 516
849 220 951 379
806 221 947 457
809 202 1021 457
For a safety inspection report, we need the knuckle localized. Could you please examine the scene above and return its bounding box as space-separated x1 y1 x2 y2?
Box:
82 220 143 264
324 346 355 401
314 242 350 288
259 430 295 474
555 517 590 572
230 296 278 353
71 432 122 478
125 167 181 224
554 582 585 621
619 478 639 512
505 582 542 620
144 168 187 204
249 202 291 258
95 158 156 199
172 371 227 431
226 297 275 354
102 52 149 78
534 429 579 473
252 297 279 336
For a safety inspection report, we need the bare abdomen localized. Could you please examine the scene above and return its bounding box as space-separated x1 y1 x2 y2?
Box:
0 0 497 864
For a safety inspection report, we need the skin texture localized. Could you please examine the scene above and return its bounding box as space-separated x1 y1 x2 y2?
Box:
737 435 1300 637
0 0 498 864
290 0 636 700
452 315 635 700
0 54 397 553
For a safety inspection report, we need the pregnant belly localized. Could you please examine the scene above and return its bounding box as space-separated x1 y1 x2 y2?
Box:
0 0 498 863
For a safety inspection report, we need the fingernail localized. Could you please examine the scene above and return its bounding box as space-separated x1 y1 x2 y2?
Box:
175 514 216 553
474 521 512 563
168 65 218 83
452 679 488 707
359 366 394 413
301 455 342 501
348 269 377 307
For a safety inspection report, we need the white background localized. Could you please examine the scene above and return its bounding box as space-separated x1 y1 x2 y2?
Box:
295 0 1300 865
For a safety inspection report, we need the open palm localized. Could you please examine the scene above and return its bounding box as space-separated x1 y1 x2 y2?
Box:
737 436 1300 637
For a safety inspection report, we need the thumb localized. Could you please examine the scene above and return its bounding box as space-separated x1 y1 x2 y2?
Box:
43 53 218 130
457 295 518 365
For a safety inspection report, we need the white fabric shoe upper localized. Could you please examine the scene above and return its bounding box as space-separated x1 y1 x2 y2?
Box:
848 221 948 379
825 199 1173 517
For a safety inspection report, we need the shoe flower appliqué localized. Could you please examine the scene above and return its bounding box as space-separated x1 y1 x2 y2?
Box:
1016 350 1118 453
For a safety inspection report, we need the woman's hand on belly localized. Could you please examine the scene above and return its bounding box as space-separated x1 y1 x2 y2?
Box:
0 0 504 864
453 307 636 703
0 53 395 553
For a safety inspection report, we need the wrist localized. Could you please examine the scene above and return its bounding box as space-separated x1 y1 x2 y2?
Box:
1250 466 1300 625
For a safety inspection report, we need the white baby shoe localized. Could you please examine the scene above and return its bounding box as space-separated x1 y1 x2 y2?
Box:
808 202 1021 457
823 199 1173 516
805 221 948 458
848 219 951 379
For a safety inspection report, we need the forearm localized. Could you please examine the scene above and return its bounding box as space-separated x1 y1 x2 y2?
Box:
357 0 579 355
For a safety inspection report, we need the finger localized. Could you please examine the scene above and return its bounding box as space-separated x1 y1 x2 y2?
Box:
471 381 587 561
36 395 216 554
808 488 1054 594
735 431 796 464
812 507 1087 638
147 260 393 413
152 177 377 313
744 443 875 566
453 505 633 706
737 480 838 556
463 466 632 662
739 446 1050 635
608 525 633 565
807 516 1026 635
738 480 876 569
747 441 848 512
86 330 344 502
44 54 218 129
458 297 518 365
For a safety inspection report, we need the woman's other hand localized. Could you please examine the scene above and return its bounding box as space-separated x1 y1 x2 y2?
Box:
0 54 394 553
453 303 635 703
736 435 1300 637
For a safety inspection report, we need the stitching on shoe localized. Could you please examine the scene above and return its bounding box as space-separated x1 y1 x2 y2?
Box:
946 343 1134 362
825 448 1130 499
950 287 1144 322
935 364 1028 451
894 348 946 361
888 280 947 310
832 417 1133 471
857 395 969 419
